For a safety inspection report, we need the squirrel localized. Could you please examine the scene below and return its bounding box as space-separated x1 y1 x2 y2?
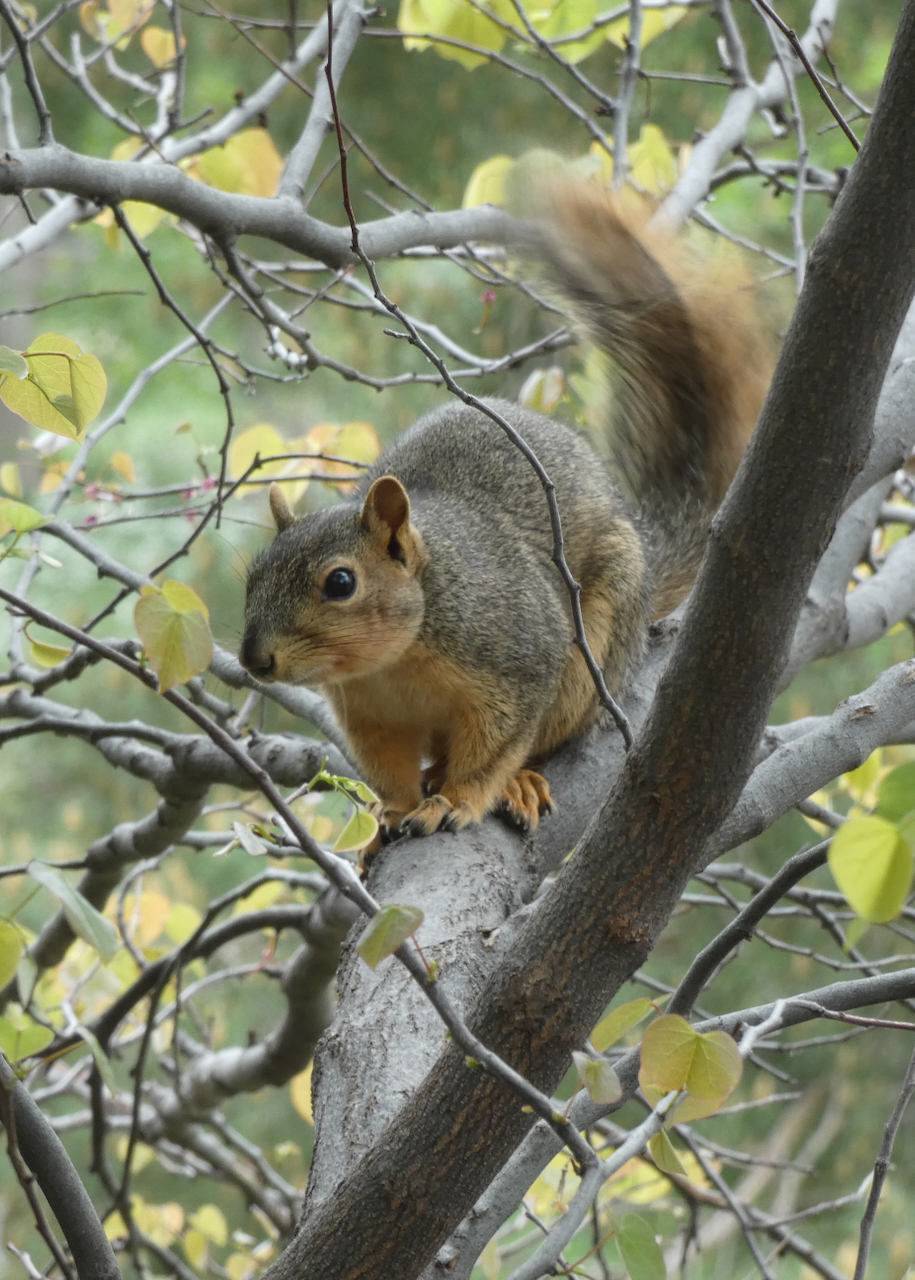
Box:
239 187 769 839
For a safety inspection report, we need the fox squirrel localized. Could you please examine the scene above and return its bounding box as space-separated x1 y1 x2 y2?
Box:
239 188 769 839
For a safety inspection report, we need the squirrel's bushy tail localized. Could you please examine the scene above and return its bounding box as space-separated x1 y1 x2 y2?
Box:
537 186 770 615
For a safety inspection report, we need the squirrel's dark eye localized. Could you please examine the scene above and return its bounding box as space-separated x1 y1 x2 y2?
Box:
322 567 357 601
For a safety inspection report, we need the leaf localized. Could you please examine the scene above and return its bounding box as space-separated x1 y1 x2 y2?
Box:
0 1015 54 1063
684 1030 743 1100
141 25 178 65
183 1228 208 1270
232 821 269 857
357 903 424 970
876 761 915 823
591 998 654 1052
333 809 379 852
0 498 45 533
533 0 605 64
134 580 213 692
616 1212 665 1280
189 1204 227 1247
518 366 566 414
290 1063 314 1124
828 814 913 923
639 1014 699 1093
845 749 883 802
195 129 283 198
0 920 24 990
604 4 688 49
397 0 512 68
109 450 136 483
303 421 382 492
572 1051 622 1105
29 638 73 669
628 123 678 194
462 154 514 209
648 1130 687 1177
0 334 107 439
228 422 289 496
0 462 22 496
26 861 119 961
76 1022 119 1096
164 903 202 945
0 347 28 378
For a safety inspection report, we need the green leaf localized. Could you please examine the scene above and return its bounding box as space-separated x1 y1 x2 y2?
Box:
828 814 913 923
684 1030 742 1100
639 1014 698 1093
0 920 23 990
0 1015 54 1063
357 903 424 970
591 998 653 1052
616 1212 665 1280
134 580 214 692
0 346 29 378
0 333 107 439
0 498 45 533
77 1023 119 1096
334 809 379 852
648 1130 687 1177
572 1051 622 1105
26 861 119 962
876 762 915 824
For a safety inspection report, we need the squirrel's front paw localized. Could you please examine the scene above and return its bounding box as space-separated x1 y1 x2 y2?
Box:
402 794 474 837
499 769 555 832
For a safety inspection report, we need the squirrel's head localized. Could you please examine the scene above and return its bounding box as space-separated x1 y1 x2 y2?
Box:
239 476 427 686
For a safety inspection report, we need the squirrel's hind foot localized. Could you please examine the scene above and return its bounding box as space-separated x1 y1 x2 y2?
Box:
499 769 555 832
401 794 474 837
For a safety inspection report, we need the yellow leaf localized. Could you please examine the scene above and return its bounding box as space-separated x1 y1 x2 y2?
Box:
605 4 688 48
333 808 379 852
104 1211 128 1242
628 123 678 194
290 1064 314 1124
108 0 153 32
164 902 202 944
183 1227 208 1269
0 334 107 439
233 880 283 914
0 462 22 497
533 0 605 63
141 25 178 66
639 1014 698 1092
303 421 381 492
196 129 283 198
109 450 136 483
228 423 289 497
397 0 512 69
132 889 172 946
29 638 73 669
462 154 514 209
189 1204 227 1247
843 749 882 803
828 814 913 923
134 580 213 693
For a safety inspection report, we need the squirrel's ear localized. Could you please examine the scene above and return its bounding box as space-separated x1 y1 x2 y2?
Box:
361 476 423 565
363 476 410 533
269 482 295 532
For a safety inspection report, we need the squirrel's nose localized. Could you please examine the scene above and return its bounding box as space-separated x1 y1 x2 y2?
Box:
240 633 276 681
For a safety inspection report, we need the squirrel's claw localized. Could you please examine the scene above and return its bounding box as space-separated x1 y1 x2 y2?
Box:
499 769 555 832
402 794 473 837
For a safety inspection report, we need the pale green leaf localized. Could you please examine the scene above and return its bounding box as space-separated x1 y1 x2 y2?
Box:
616 1212 665 1280
134 580 213 692
0 498 45 533
0 346 29 378
26 861 119 961
334 809 379 852
0 920 23 990
591 998 653 1052
685 1030 742 1100
828 814 913 923
648 1130 687 1177
0 334 107 439
77 1023 119 1096
639 1014 698 1093
572 1051 622 1105
29 638 73 669
876 762 915 824
357 903 424 970
0 1015 54 1063
232 822 268 857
